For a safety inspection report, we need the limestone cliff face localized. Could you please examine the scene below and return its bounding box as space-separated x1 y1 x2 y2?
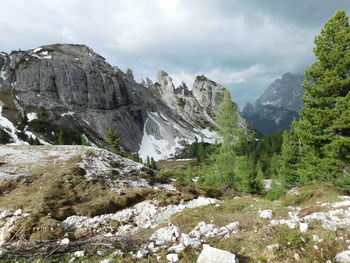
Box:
0 44 243 160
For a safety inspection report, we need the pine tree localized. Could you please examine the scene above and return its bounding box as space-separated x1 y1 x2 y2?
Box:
201 89 244 189
269 153 280 178
106 127 121 153
150 157 157 170
280 10 350 185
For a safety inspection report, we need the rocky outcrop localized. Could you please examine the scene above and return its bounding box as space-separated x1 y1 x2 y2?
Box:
242 73 304 134
0 44 244 160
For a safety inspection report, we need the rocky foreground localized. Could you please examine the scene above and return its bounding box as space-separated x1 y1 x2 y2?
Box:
0 146 350 262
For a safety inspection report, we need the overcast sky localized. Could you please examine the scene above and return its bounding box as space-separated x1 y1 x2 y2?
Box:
1 0 350 109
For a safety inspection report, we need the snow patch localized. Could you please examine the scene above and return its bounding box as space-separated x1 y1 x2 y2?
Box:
24 131 50 145
139 112 217 161
139 113 183 161
61 111 75 117
0 106 27 145
33 47 42 53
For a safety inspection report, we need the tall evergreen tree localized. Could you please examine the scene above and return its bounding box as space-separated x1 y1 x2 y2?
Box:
280 10 350 186
201 89 244 189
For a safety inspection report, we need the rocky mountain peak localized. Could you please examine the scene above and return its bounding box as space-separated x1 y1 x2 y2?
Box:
155 70 175 95
256 72 304 112
0 44 246 160
242 72 304 134
192 74 225 118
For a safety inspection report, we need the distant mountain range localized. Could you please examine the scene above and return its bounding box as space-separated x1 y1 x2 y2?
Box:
241 72 304 134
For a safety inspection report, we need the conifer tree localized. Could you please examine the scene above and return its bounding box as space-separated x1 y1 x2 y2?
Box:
201 89 244 189
150 157 157 170
106 127 121 153
280 10 350 185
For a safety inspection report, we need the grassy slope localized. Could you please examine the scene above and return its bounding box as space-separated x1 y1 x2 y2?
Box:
2 183 348 263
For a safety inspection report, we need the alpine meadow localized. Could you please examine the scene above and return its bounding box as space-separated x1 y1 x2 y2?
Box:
0 3 350 263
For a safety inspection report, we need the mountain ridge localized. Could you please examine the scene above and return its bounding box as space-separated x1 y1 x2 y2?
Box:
0 43 245 160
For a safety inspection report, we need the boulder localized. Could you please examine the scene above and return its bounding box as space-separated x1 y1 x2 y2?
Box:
73 251 85 258
189 222 217 239
197 245 239 263
167 253 179 262
299 223 308 233
135 249 148 259
150 224 180 245
322 220 338 231
336 251 350 263
259 210 273 219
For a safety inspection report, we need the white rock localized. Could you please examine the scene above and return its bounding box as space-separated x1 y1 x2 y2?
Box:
189 221 217 239
216 227 230 237
73 251 85 257
59 238 70 245
267 244 279 251
225 222 240 232
294 253 300 261
166 253 179 262
322 220 338 231
96 251 104 256
113 249 124 256
135 249 148 259
179 233 202 248
197 244 239 263
148 242 155 249
0 210 12 219
259 210 273 219
14 209 23 216
0 226 12 243
299 223 308 233
168 243 185 253
312 235 324 243
69 257 76 263
150 224 180 244
100 259 113 263
336 250 350 262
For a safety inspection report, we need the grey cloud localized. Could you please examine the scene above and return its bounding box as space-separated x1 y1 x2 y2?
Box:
1 0 350 108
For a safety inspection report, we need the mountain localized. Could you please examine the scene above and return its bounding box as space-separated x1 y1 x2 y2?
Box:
0 44 245 160
241 72 304 134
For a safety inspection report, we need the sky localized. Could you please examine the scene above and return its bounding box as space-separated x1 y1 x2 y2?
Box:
1 0 350 109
